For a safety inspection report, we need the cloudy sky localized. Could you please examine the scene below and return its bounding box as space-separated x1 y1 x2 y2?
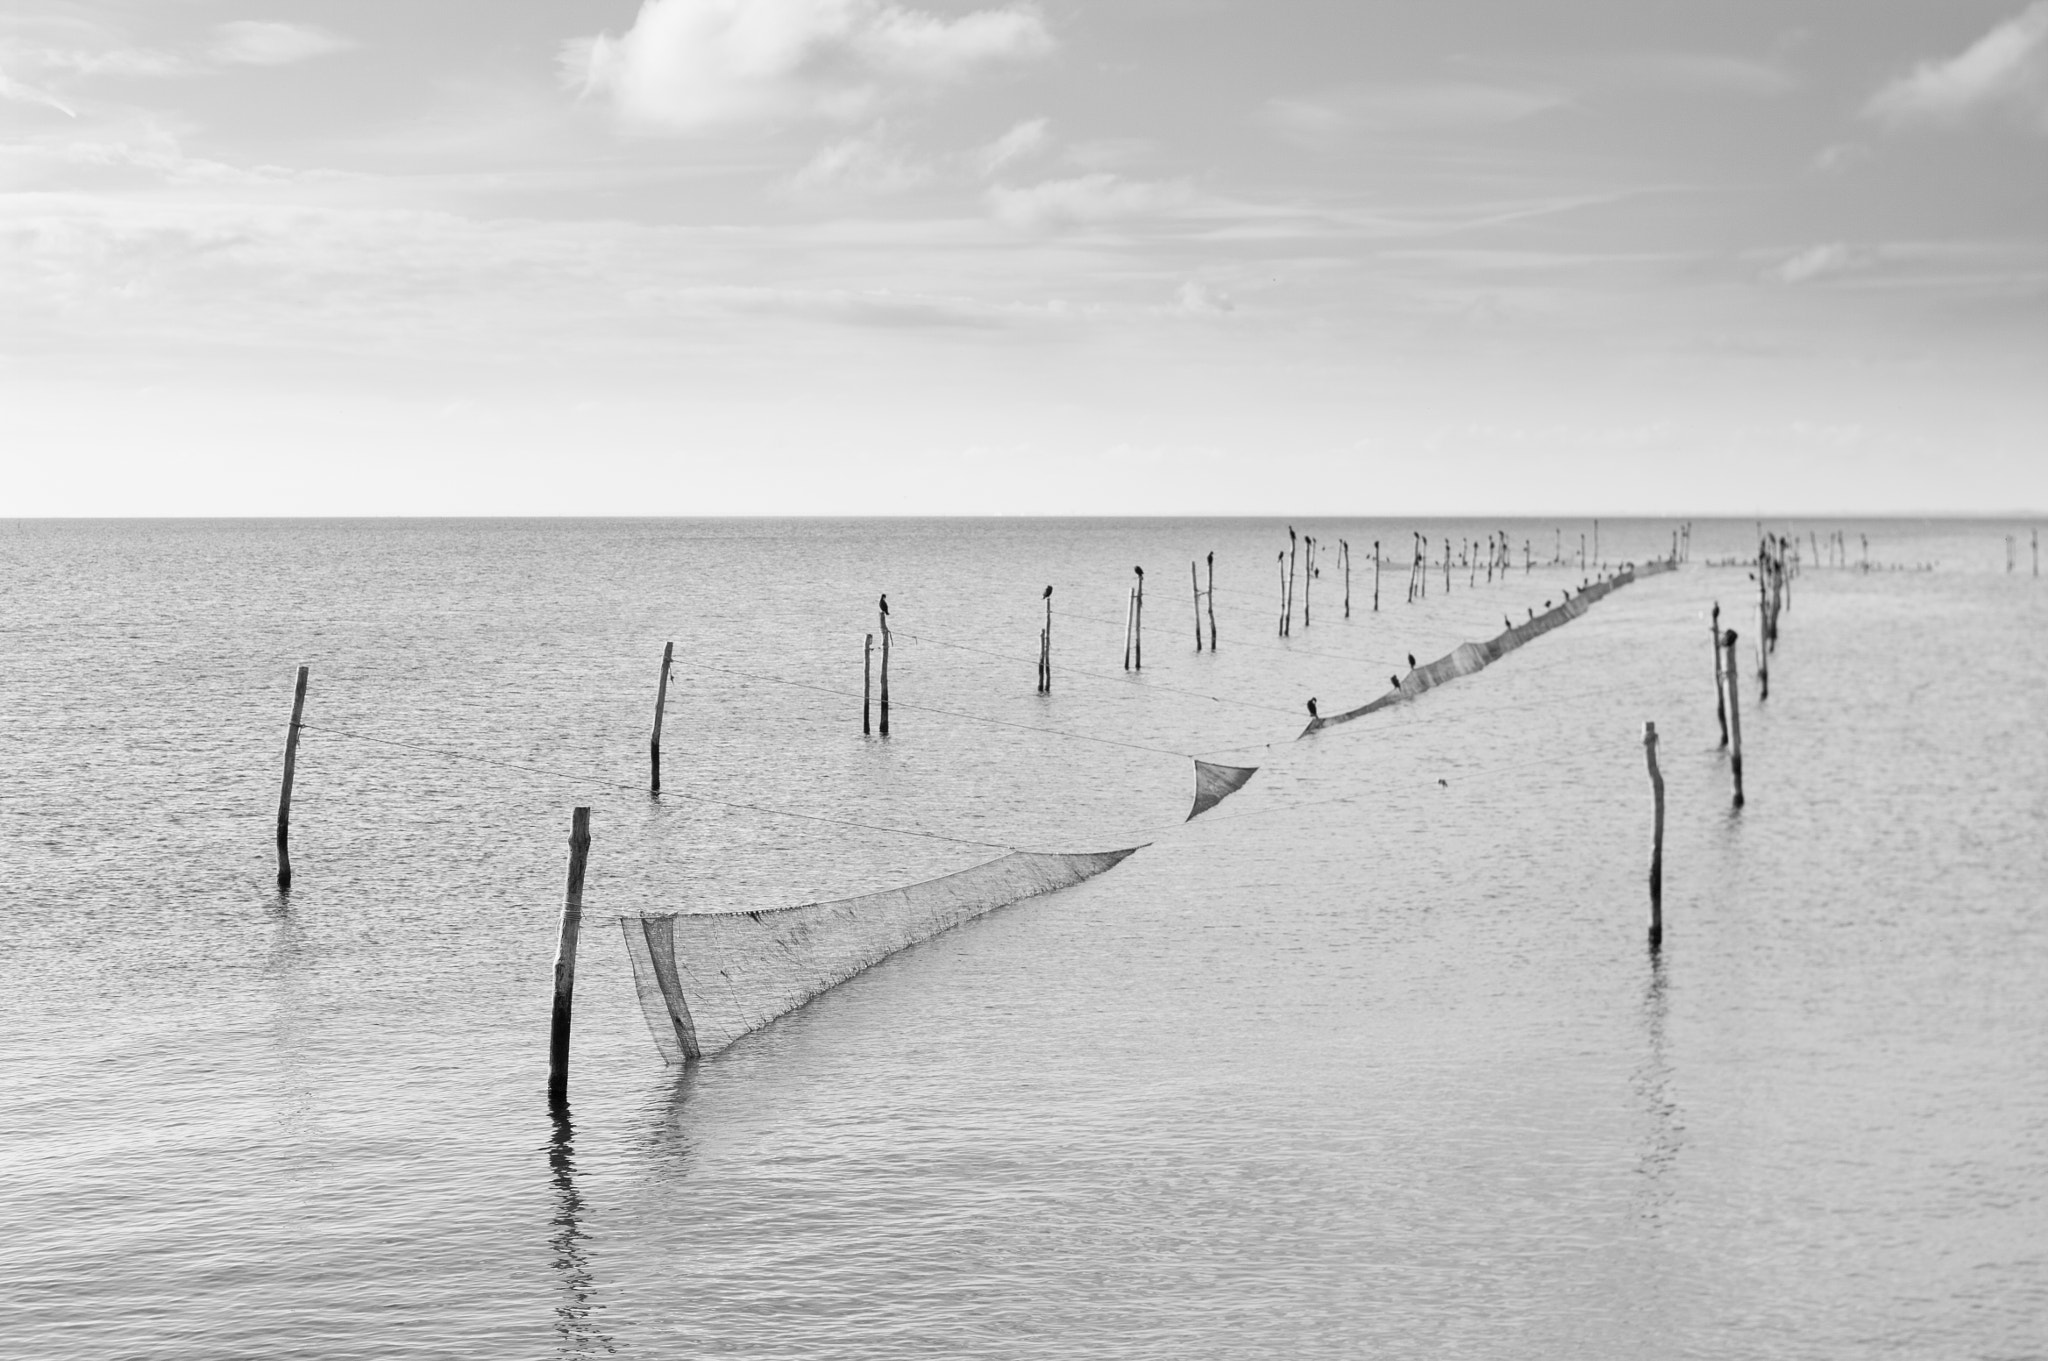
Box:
3 1 2043 514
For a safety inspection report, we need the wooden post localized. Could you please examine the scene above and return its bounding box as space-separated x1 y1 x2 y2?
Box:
1124 584 1136 670
1712 603 1728 747
1644 722 1665 950
1722 629 1745 809
1373 540 1381 611
275 664 308 891
1206 552 1217 650
1191 561 1203 650
1134 566 1144 669
1342 539 1351 618
879 612 891 736
1278 552 1288 633
1286 528 1297 636
1443 538 1450 593
649 641 673 795
547 807 592 1109
864 633 873 732
1755 559 1770 702
1525 539 1531 574
1303 536 1313 628
1043 587 1053 691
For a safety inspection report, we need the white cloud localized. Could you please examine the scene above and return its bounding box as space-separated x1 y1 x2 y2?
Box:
1173 280 1233 315
0 61 76 116
1771 242 1871 285
984 172 1189 229
789 123 932 192
1865 2 2048 132
565 0 1052 133
971 116 1050 176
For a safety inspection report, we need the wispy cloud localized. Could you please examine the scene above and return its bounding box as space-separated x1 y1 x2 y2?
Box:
1261 82 1566 145
565 0 1052 134
985 173 1190 229
9 22 352 81
1865 2 2048 132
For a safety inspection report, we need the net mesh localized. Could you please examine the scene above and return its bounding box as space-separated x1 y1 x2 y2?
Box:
1304 560 1673 734
618 846 1141 1060
1189 760 1259 820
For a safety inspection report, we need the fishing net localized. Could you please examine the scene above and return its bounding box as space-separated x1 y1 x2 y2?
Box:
1304 560 1673 735
1189 760 1259 820
618 846 1141 1060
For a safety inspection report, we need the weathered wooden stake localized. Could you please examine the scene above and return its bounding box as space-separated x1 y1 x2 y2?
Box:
1043 587 1054 691
275 664 308 891
547 806 592 1109
1124 584 1136 670
1722 629 1745 809
1191 560 1203 650
1342 539 1351 618
1303 536 1314 627
1712 603 1728 748
1443 538 1451 593
879 612 891 736
1285 529 1298 636
1644 721 1665 950
1134 565 1144 669
1206 552 1217 650
864 633 874 731
1373 540 1381 611
1278 551 1289 632
649 641 673 795
1755 562 1771 702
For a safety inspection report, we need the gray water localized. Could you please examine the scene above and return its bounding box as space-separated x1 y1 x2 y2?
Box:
2 518 2042 1359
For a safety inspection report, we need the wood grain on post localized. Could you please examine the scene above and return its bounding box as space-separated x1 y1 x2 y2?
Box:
1644 722 1665 950
275 664 308 891
879 613 891 736
1134 565 1144 670
1722 629 1745 809
864 633 873 732
547 806 592 1109
649 641 673 795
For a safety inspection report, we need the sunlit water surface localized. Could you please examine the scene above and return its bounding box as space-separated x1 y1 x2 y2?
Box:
2 518 2042 1359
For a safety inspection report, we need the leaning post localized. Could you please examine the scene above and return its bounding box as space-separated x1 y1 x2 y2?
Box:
1644 722 1665 950
649 641 673 795
1712 603 1728 747
547 807 592 1109
1722 629 1745 809
1190 561 1203 651
275 664 309 891
1205 552 1217 650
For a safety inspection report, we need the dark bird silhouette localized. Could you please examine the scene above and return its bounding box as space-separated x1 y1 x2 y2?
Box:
1527 608 1535 619
1134 565 1144 578
1407 653 1417 669
1504 617 1512 629
878 593 889 616
1307 697 1318 718
1437 778 1448 788
1042 585 1052 599
1544 600 1552 608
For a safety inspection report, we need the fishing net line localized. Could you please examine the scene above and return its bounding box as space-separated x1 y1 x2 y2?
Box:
613 557 1672 1063
616 846 1141 1060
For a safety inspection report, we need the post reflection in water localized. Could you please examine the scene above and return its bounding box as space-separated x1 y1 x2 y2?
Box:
547 1111 616 1356
1631 950 1682 1226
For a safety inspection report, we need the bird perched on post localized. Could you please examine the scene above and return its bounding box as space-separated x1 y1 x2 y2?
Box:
1306 697 1318 718
1043 585 1052 599
878 593 889 617
1407 653 1417 669
1389 674 1400 689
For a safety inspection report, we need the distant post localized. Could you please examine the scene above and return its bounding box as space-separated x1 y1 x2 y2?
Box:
275 665 308 892
1042 586 1053 692
649 641 673 795
1644 722 1665 950
864 633 874 732
1190 561 1203 650
1372 540 1381 611
547 807 592 1109
879 607 891 736
1722 629 1745 809
1134 565 1144 669
1342 538 1351 618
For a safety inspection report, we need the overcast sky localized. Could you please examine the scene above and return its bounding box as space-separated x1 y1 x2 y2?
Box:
3 1 2043 514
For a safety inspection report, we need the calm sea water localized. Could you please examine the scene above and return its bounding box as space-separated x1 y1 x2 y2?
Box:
2 518 2042 1360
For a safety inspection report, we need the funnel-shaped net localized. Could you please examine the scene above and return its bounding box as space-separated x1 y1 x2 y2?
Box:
619 846 1142 1060
1304 559 1674 735
1189 760 1259 820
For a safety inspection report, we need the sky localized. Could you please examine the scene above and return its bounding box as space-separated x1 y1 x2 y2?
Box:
2 0 2044 515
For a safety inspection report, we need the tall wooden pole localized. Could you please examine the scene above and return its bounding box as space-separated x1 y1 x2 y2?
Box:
879 611 891 736
1342 539 1351 618
1278 552 1288 633
1134 566 1144 670
1712 603 1728 748
1443 538 1450 593
1372 540 1380 611
1206 552 1217 650
864 634 873 732
1191 561 1203 651
275 665 309 891
1303 536 1313 628
1125 585 1136 670
1285 529 1297 636
1644 722 1665 950
547 806 592 1109
649 641 673 795
1722 629 1745 809
1755 555 1771 702
1044 587 1053 691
